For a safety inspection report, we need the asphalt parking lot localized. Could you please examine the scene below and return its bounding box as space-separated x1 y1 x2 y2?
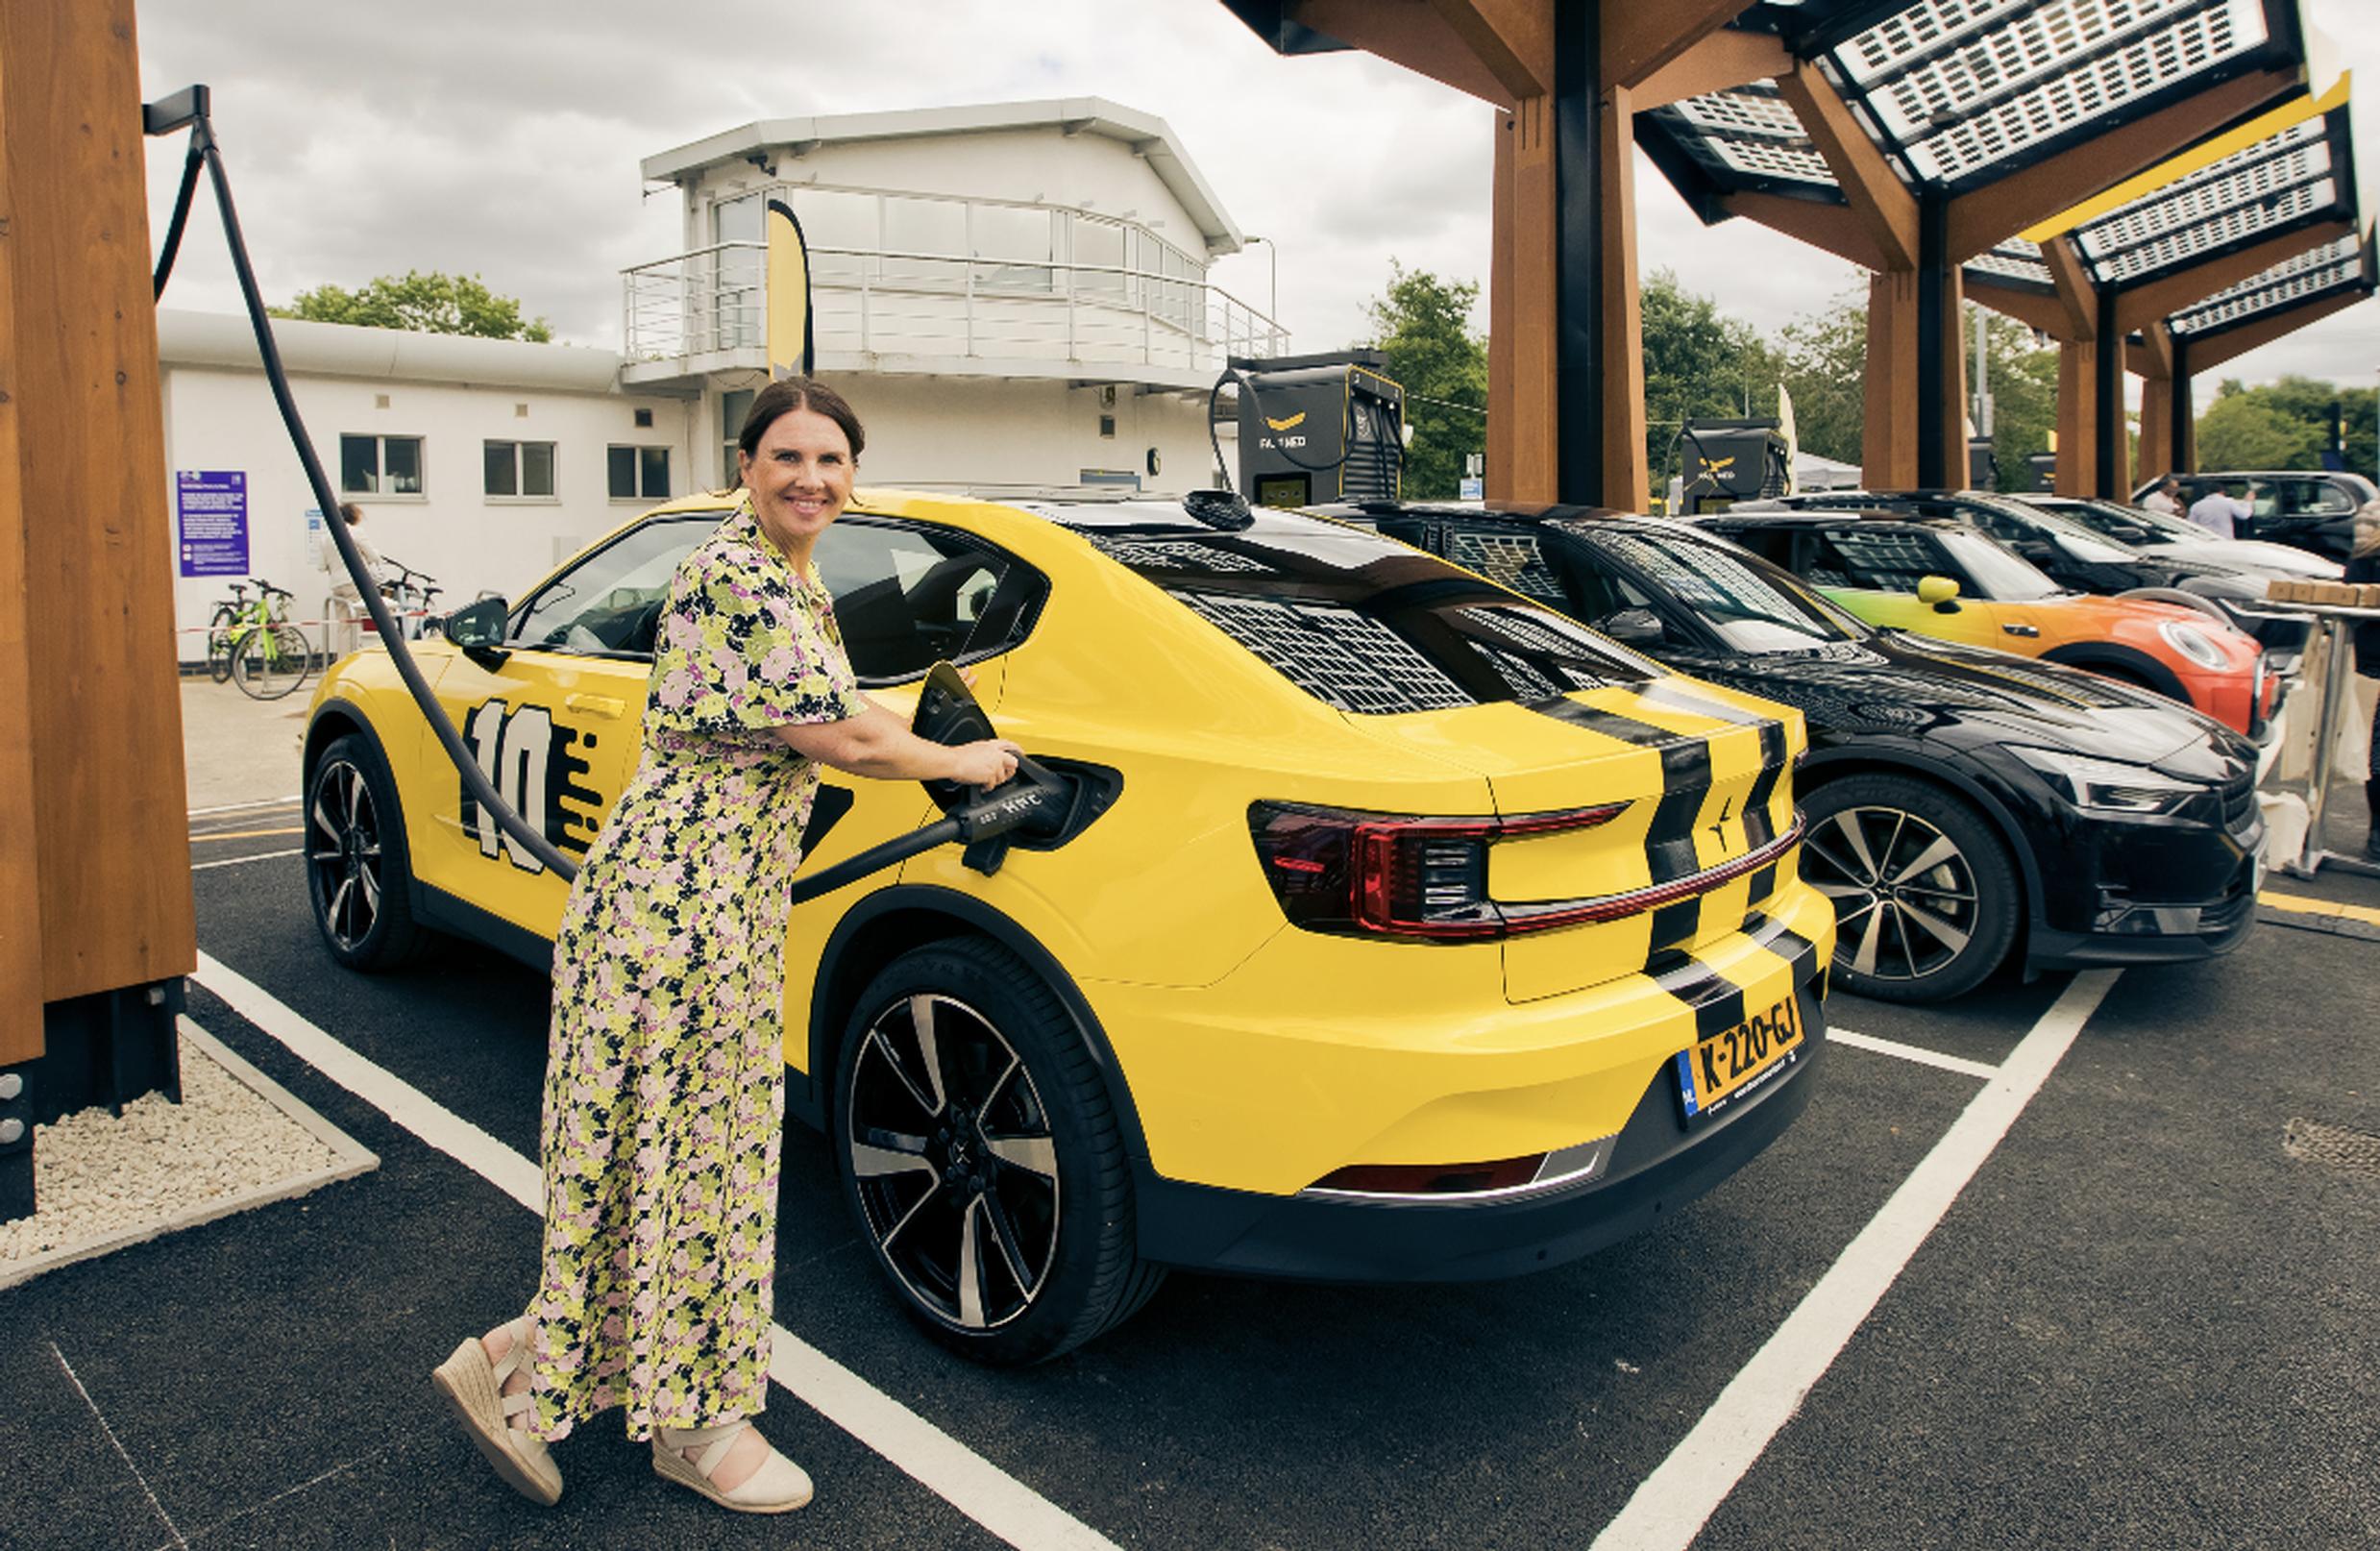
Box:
6 700 2378 1549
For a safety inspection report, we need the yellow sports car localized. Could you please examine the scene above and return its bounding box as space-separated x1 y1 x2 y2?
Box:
302 489 1833 1362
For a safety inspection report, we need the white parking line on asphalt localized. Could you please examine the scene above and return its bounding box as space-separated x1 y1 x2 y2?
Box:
191 849 304 872
1828 1027 2000 1081
1589 969 2122 1551
190 950 1124 1551
185 796 301 817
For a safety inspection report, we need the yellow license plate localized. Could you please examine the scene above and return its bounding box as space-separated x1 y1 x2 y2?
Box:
1676 995 1803 1124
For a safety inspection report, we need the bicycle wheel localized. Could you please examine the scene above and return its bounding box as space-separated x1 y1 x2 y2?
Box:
206 605 238 682
233 623 312 700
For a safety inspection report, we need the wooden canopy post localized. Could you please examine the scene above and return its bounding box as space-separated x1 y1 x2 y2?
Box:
0 0 196 1219
2134 322 2178 490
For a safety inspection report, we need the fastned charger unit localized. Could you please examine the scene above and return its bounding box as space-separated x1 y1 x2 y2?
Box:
1676 417 1790 515
1233 353 1405 507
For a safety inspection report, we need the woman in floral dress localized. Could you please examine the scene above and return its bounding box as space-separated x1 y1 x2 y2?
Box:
434 379 1020 1514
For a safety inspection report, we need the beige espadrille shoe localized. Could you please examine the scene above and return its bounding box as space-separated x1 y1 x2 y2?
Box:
652 1418 813 1514
431 1317 561 1506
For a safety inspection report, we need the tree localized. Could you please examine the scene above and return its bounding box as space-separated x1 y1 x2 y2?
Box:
2196 385 2317 471
1640 269 1784 495
1362 261 1487 500
274 270 554 342
1968 305 2058 485
1775 291 1867 467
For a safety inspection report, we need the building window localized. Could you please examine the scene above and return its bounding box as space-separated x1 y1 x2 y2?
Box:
341 433 424 495
609 445 672 502
721 388 755 486
484 440 556 500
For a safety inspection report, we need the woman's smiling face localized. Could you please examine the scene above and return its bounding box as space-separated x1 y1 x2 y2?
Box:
740 405 856 558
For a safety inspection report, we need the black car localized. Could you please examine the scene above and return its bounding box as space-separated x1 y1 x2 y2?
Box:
1322 504 2265 1003
2133 471 2374 561
1731 489 2280 621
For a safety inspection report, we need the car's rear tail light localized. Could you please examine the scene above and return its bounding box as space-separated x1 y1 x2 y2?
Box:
1250 800 1626 941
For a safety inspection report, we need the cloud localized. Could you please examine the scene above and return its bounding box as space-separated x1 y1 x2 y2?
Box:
137 0 2376 383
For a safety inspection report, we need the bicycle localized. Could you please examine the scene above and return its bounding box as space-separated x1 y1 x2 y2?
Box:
220 578 314 700
380 560 444 640
203 580 252 682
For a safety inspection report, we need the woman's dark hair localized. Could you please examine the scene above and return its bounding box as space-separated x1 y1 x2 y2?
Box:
737 377 865 462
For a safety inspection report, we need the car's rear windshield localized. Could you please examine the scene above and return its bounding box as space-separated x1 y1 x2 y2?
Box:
1065 520 1662 713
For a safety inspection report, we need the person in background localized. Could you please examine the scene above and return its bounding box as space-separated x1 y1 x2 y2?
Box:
2186 480 2252 540
329 502 385 604
2348 499 2380 863
2141 476 2185 517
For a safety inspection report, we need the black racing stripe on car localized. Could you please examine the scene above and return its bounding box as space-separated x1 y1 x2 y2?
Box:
1652 954 1749 1044
1741 721 1789 850
1649 898 1700 955
1635 678 1765 726
1646 740 1714 883
1525 692 1716 883
1745 862 1778 906
1745 911 1820 979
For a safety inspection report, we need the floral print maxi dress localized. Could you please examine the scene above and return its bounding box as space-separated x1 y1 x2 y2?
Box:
527 499 866 1441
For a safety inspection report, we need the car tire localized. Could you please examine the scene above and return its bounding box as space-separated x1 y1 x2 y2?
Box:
305 733 430 971
832 937 1161 1365
1798 773 2020 1004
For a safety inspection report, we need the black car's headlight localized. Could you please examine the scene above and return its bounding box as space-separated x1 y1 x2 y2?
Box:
2009 746 2198 818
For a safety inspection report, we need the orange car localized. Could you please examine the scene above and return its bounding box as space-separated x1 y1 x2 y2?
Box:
1700 513 2276 736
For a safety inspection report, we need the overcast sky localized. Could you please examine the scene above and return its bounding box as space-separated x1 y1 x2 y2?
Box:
138 0 2378 393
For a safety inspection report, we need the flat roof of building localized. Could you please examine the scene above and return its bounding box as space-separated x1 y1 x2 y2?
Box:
641 97 1244 255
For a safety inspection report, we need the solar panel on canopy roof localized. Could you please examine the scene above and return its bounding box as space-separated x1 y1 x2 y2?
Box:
2167 228 2368 333
2066 107 2350 284
1637 0 2305 223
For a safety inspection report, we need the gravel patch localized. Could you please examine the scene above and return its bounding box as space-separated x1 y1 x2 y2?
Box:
0 1019 376 1285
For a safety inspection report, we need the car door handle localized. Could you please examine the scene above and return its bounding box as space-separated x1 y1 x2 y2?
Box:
2000 623 2040 638
564 693 627 719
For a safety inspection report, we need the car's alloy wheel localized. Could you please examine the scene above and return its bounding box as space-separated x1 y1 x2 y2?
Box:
306 733 428 971
1799 773 2018 1003
833 939 1163 1364
846 992 1060 1332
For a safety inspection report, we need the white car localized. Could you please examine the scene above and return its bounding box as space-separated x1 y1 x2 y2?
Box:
2033 495 2344 581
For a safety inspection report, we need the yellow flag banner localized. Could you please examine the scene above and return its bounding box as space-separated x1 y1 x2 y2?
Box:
766 198 815 380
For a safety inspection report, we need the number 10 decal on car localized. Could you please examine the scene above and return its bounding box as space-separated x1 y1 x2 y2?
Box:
460 698 606 874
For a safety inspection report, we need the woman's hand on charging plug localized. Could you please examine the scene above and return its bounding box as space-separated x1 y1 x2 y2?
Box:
948 739 1023 789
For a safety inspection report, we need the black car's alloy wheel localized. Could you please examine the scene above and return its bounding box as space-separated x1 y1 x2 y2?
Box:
1800 773 2018 1002
306 734 429 971
834 939 1163 1364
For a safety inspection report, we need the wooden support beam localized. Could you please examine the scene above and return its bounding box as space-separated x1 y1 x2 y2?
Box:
1965 275 2071 337
1634 27 1791 111
2138 373 2174 489
1601 80 1649 511
2113 217 2355 334
1602 0 1746 93
2054 337 2101 497
2188 286 2374 372
1488 98 1560 501
0 0 195 1004
1946 67 2304 261
0 18 42 1069
1298 0 1516 104
1776 58 1919 271
2040 235 2097 341
1863 270 1922 489
1718 190 1885 270
1423 0 1552 103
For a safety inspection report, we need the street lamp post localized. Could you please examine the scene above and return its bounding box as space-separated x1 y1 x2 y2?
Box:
1243 234 1278 337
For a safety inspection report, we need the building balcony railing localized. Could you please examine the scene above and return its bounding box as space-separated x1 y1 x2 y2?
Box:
622 241 1288 387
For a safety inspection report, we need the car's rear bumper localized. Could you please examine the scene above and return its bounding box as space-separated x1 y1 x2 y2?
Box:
1133 972 1826 1281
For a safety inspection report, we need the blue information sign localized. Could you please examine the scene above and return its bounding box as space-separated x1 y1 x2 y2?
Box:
176 470 249 578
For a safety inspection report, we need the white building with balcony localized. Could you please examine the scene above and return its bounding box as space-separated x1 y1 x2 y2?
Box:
155 98 1284 653
626 98 1284 497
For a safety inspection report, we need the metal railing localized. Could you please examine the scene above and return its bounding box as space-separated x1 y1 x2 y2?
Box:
623 241 1288 377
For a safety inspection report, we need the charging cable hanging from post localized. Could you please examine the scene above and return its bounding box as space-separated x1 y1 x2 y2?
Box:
144 85 578 881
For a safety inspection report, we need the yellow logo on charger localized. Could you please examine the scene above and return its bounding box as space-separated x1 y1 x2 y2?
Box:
1264 411 1308 432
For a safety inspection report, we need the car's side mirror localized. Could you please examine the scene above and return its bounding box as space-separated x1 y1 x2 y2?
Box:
2110 524 2150 545
1916 575 1961 612
445 595 511 665
1599 606 1667 647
